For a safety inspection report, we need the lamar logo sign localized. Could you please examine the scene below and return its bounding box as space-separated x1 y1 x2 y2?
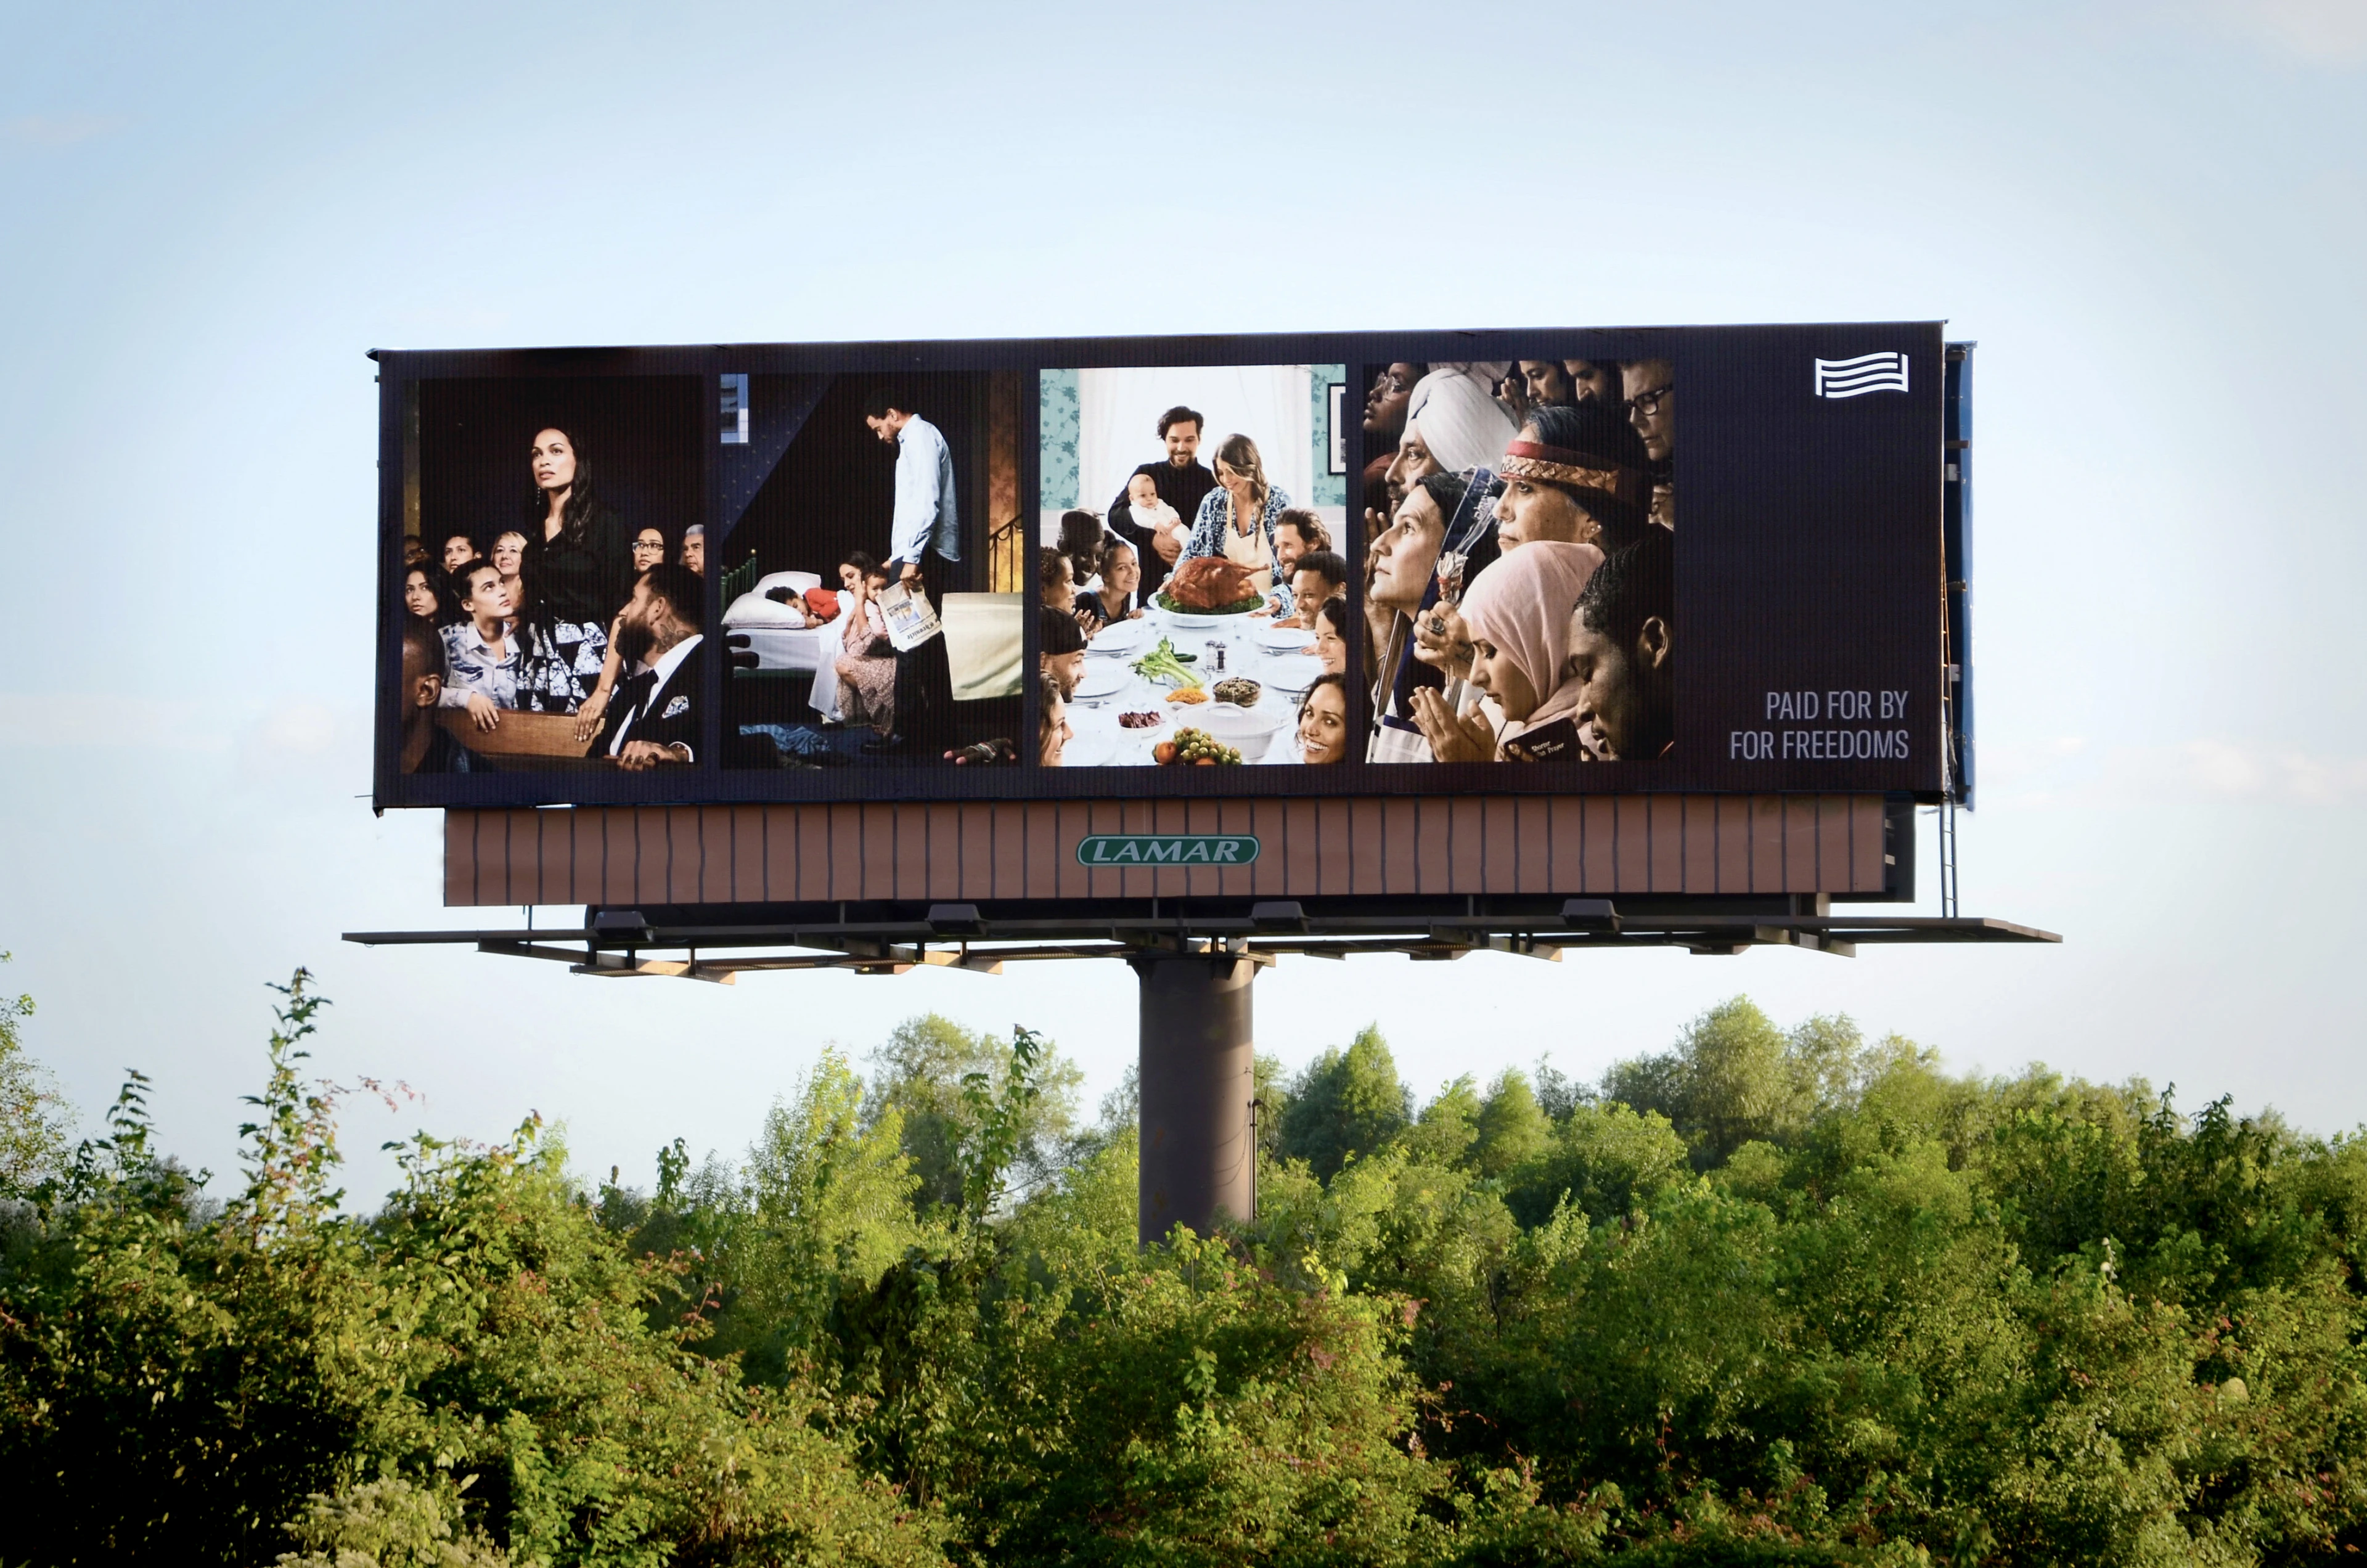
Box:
1075 834 1260 867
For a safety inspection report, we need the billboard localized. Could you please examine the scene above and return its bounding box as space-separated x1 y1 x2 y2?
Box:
375 325 1951 808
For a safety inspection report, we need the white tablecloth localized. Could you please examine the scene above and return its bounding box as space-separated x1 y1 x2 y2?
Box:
1066 610 1322 767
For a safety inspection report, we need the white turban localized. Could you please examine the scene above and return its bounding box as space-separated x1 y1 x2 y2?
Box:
1404 365 1518 475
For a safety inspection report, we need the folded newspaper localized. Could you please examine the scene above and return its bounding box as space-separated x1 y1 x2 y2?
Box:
875 580 942 652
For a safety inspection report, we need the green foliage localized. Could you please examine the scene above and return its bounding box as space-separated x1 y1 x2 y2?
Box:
0 952 70 1194
15 977 2367 1567
1277 1024 1412 1181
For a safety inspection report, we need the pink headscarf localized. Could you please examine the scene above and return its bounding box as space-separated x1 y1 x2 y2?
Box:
1458 540 1605 737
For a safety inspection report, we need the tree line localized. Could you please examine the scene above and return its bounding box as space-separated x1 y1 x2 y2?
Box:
4 964 2366 1565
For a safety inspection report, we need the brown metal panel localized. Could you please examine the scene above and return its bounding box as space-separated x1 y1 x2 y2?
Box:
1682 796 1717 892
788 806 825 902
826 806 863 902
958 804 995 902
1613 797 1653 893
989 799 1025 900
1025 803 1065 899
1480 798 1518 893
1815 797 1853 892
1281 799 1320 897
695 807 732 903
1707 796 1743 893
918 806 955 900
1413 798 1452 894
1215 798 1256 897
443 812 473 906
1075 799 1116 900
1439 797 1481 892
1748 797 1785 892
1577 798 1616 890
1646 796 1684 892
1852 795 1886 892
1540 796 1578 891
658 807 698 904
1347 798 1385 894
1779 797 1817 891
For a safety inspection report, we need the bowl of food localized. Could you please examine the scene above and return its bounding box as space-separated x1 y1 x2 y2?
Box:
1195 700 1282 761
1211 676 1262 708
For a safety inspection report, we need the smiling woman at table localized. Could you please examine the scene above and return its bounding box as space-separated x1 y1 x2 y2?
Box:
1296 674 1351 764
1180 435 1291 597
1040 674 1073 767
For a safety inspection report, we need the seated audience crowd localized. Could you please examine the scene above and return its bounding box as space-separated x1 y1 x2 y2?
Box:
396 424 709 772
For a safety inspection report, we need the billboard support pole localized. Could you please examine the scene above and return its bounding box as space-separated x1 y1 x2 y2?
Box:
1131 949 1259 1247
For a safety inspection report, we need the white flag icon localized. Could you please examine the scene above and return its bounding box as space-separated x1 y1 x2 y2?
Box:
1813 352 1910 399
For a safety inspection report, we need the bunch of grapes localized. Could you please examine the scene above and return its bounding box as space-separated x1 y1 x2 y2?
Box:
1166 727 1243 766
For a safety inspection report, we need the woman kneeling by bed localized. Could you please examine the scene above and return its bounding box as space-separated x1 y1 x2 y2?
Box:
828 550 897 734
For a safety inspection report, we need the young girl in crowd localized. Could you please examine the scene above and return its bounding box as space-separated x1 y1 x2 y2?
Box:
1076 539 1143 631
438 561 520 733
1039 547 1077 614
631 526 667 572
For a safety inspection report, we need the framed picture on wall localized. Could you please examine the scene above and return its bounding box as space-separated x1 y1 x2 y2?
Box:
1328 381 1346 475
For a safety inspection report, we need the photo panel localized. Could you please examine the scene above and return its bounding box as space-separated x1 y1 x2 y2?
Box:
396 374 705 777
1358 355 1674 767
1034 363 1354 769
715 370 1028 771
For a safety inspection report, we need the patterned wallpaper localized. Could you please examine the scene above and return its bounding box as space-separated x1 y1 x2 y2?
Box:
1308 363 1346 508
1039 369 1079 511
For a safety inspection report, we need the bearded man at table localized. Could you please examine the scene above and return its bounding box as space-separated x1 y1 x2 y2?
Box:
599 562 706 770
1106 404 1217 602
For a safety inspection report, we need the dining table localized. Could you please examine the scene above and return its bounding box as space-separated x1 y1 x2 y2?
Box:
1063 607 1328 767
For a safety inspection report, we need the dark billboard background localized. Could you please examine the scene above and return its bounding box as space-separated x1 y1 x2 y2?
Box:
374 325 1948 807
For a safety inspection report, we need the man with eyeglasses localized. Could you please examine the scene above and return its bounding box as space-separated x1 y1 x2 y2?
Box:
1621 359 1675 529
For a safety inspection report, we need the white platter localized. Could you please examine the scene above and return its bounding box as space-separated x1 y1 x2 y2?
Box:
1260 654 1327 693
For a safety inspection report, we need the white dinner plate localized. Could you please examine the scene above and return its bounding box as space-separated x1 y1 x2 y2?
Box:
1071 663 1131 701
1255 625 1315 652
1261 655 1327 693
1060 728 1116 767
1089 618 1150 655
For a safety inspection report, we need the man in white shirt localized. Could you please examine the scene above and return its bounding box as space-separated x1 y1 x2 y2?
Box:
597 562 706 770
861 387 962 755
864 388 961 584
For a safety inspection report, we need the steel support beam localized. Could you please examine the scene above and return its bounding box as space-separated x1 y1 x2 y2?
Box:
1131 950 1258 1247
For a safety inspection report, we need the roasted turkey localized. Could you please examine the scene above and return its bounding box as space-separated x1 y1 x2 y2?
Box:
1164 555 1259 611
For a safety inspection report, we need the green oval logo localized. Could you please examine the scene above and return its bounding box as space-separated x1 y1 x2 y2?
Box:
1075 834 1260 867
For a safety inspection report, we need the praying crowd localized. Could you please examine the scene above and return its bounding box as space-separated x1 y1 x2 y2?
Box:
1360 359 1676 763
395 425 709 773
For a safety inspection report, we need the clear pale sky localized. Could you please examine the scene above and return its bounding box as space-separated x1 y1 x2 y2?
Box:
4 1 2362 1199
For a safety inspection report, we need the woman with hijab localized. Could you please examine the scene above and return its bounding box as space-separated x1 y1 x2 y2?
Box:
1409 540 1604 763
1494 402 1653 553
1180 434 1291 595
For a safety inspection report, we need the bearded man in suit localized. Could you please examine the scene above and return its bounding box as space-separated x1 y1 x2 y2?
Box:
598 561 706 770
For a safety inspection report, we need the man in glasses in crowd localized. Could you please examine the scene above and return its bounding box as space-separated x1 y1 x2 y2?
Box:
1621 358 1675 529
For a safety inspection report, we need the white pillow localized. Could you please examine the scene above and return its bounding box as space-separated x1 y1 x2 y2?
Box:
754 570 821 598
724 590 819 630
